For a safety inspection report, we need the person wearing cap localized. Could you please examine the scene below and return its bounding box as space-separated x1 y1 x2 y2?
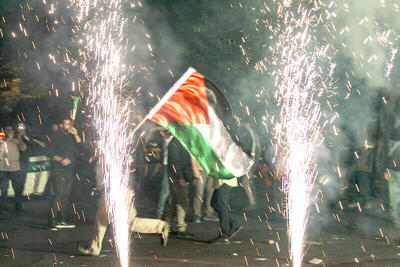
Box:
0 126 27 214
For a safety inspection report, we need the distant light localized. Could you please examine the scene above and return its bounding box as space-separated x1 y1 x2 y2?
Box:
0 131 5 139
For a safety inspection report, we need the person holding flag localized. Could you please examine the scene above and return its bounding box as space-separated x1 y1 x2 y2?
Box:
135 67 254 243
166 135 195 236
139 67 254 180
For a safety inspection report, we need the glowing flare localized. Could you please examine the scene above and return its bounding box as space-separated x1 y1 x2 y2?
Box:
267 1 332 266
72 1 132 266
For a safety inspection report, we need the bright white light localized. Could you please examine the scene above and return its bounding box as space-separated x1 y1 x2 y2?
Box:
72 1 132 266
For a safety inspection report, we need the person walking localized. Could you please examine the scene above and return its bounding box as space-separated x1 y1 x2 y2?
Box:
382 95 400 225
0 126 27 214
15 123 31 194
78 155 169 256
146 126 173 220
347 128 375 210
191 157 218 223
238 123 260 211
211 176 243 244
166 137 194 236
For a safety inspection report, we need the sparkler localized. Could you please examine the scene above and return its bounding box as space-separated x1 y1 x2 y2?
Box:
3 0 400 265
334 1 400 83
72 1 132 266
266 1 333 266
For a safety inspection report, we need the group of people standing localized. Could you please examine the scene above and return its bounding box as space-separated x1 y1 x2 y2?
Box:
340 92 400 228
5 90 400 259
0 114 261 256
0 124 28 214
78 119 259 255
0 118 81 230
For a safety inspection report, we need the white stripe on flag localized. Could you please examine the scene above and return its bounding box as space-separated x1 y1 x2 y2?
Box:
195 108 254 177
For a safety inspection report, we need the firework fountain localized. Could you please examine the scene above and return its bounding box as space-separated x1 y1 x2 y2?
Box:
73 1 132 266
268 1 334 266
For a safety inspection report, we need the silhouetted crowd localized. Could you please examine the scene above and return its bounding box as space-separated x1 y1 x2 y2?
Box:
2 92 400 254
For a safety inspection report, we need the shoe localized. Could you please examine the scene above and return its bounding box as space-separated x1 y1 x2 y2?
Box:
228 225 243 240
55 221 76 229
194 216 201 223
78 244 100 256
47 224 59 231
203 215 219 222
185 216 196 222
175 230 194 237
214 237 231 245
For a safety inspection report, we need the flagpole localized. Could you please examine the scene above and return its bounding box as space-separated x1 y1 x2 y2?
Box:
132 117 147 134
132 67 197 135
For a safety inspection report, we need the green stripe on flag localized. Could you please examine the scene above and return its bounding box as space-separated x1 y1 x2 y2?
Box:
73 96 79 110
158 122 234 179
72 96 79 120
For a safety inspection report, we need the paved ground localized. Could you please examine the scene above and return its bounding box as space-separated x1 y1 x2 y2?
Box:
2 189 400 267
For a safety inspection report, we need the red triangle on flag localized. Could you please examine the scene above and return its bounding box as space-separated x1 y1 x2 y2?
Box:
150 72 209 124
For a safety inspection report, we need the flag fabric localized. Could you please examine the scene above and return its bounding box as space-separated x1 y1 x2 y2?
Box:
71 96 79 124
146 67 253 179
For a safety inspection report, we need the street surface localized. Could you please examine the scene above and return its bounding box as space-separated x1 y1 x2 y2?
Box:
1 188 400 267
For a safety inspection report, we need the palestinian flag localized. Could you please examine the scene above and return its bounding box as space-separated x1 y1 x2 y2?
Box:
147 67 253 179
71 96 80 126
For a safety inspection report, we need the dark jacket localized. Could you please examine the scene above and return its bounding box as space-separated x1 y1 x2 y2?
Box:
48 129 78 170
167 137 194 183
